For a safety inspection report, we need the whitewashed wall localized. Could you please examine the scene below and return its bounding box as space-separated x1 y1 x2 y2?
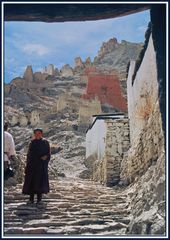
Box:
127 34 158 143
86 118 106 160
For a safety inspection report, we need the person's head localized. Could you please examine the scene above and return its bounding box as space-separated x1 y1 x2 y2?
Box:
4 122 9 131
33 128 43 140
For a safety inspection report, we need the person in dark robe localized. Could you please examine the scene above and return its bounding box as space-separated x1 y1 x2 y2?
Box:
22 128 51 205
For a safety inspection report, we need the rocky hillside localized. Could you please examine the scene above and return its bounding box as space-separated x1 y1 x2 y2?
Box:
4 37 142 181
94 38 142 97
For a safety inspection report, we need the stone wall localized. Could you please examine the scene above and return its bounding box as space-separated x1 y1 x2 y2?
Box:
120 33 166 235
86 115 130 186
86 117 107 161
82 70 127 112
127 34 158 144
104 118 130 186
121 33 164 183
30 110 40 126
78 98 101 131
56 93 81 112
55 93 101 132
33 72 47 83
120 100 164 184
11 110 41 127
8 65 56 96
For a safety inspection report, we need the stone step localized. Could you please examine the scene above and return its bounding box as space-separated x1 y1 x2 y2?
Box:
4 222 23 228
4 178 131 236
4 227 24 234
5 227 48 235
46 222 127 235
5 206 129 214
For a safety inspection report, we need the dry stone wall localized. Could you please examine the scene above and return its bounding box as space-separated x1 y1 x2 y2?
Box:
78 98 102 131
86 116 130 186
56 93 81 112
11 110 41 127
104 118 130 186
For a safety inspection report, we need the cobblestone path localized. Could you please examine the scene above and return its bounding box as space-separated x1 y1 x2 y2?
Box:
4 178 131 236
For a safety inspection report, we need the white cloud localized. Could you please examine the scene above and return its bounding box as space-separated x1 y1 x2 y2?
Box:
5 10 150 83
138 25 147 33
21 43 50 56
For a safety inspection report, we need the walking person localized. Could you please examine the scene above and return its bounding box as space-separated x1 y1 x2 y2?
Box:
4 122 16 177
22 128 51 205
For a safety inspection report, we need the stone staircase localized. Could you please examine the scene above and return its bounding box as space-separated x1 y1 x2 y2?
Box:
4 178 131 236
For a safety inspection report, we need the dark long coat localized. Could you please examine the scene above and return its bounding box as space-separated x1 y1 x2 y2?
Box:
22 138 51 195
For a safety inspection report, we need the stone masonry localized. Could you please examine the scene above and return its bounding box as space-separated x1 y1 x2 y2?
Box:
4 178 131 235
86 115 130 186
119 32 166 235
120 100 164 184
94 118 130 186
120 34 164 184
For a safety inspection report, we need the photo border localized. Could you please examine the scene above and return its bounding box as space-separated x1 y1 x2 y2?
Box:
1 1 169 239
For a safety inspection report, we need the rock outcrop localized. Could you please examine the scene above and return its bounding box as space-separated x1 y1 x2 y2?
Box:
33 72 47 83
23 65 34 82
97 38 119 59
60 64 74 77
75 57 83 68
94 38 142 98
85 57 92 66
42 64 55 75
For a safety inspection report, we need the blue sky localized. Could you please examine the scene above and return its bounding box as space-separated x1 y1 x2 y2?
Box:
4 10 150 83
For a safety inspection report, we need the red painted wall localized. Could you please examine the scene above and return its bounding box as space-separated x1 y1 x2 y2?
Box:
82 70 127 111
